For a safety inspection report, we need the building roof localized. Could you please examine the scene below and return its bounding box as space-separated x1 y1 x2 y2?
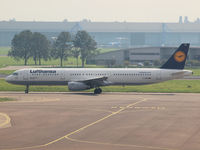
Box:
0 21 76 32
99 46 200 55
1 21 200 33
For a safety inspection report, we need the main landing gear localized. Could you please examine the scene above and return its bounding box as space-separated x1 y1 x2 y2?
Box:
25 85 29 94
94 88 102 94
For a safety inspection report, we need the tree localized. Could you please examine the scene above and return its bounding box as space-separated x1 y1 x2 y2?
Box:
73 30 97 68
9 30 33 65
71 47 80 67
31 32 50 65
51 32 72 67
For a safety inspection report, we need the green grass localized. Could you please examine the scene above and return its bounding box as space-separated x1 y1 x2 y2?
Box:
98 48 117 54
0 56 79 67
0 70 15 75
0 56 23 68
0 47 116 56
102 80 200 93
190 69 200 76
0 79 69 92
1 79 200 93
0 47 10 55
0 46 90 68
0 97 15 102
0 47 116 68
0 56 105 68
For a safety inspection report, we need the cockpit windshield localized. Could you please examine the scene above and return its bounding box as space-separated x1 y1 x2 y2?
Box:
13 72 18 76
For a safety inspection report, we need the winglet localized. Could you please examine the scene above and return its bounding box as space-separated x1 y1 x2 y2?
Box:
160 43 190 69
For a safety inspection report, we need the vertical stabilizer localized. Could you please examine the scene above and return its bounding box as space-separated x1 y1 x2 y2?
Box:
161 43 190 69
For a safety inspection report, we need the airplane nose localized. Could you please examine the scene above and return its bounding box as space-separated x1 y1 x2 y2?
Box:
5 75 12 83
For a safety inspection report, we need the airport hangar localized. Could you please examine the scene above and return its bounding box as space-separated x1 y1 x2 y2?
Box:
87 46 200 65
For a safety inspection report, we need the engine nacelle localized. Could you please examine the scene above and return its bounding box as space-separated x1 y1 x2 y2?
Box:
68 81 90 91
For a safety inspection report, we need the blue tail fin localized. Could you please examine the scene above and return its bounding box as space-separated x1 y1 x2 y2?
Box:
160 43 190 69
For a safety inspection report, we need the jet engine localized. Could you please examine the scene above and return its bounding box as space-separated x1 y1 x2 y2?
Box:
68 81 90 91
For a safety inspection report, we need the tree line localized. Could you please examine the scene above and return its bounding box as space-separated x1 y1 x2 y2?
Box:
8 30 97 67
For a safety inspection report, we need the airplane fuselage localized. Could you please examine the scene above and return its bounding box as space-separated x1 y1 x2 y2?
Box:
6 68 192 86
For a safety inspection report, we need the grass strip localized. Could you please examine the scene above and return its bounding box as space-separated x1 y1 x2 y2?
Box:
0 70 15 75
0 79 200 93
0 97 15 102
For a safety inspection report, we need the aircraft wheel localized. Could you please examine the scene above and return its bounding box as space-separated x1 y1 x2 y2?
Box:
25 85 29 94
94 88 102 94
94 88 98 94
98 88 102 94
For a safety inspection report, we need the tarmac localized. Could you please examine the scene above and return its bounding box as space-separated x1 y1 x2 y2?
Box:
0 92 200 150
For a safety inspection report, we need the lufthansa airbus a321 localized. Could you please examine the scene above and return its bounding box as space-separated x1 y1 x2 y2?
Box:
6 43 192 94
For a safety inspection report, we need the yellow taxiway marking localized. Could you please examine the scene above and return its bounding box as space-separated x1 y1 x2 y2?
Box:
62 98 175 150
119 106 166 114
134 106 166 110
58 98 147 144
2 97 147 150
112 106 166 111
0 113 11 128
1 97 172 150
111 106 117 109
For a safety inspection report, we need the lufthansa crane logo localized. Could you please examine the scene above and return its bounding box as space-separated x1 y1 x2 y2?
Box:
174 51 186 62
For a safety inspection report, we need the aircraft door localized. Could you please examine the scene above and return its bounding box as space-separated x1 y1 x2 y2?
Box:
23 70 29 81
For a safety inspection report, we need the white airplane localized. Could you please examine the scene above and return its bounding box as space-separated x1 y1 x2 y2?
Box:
6 43 192 94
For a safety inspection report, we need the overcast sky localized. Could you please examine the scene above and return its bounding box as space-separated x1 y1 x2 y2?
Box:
1 0 200 22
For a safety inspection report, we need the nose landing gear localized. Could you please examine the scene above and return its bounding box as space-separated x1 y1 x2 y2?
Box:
25 85 29 94
94 88 102 94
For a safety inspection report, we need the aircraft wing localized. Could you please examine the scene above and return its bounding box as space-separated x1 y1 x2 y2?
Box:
71 76 110 87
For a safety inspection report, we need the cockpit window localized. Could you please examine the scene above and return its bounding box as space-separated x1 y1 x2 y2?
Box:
13 73 18 76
